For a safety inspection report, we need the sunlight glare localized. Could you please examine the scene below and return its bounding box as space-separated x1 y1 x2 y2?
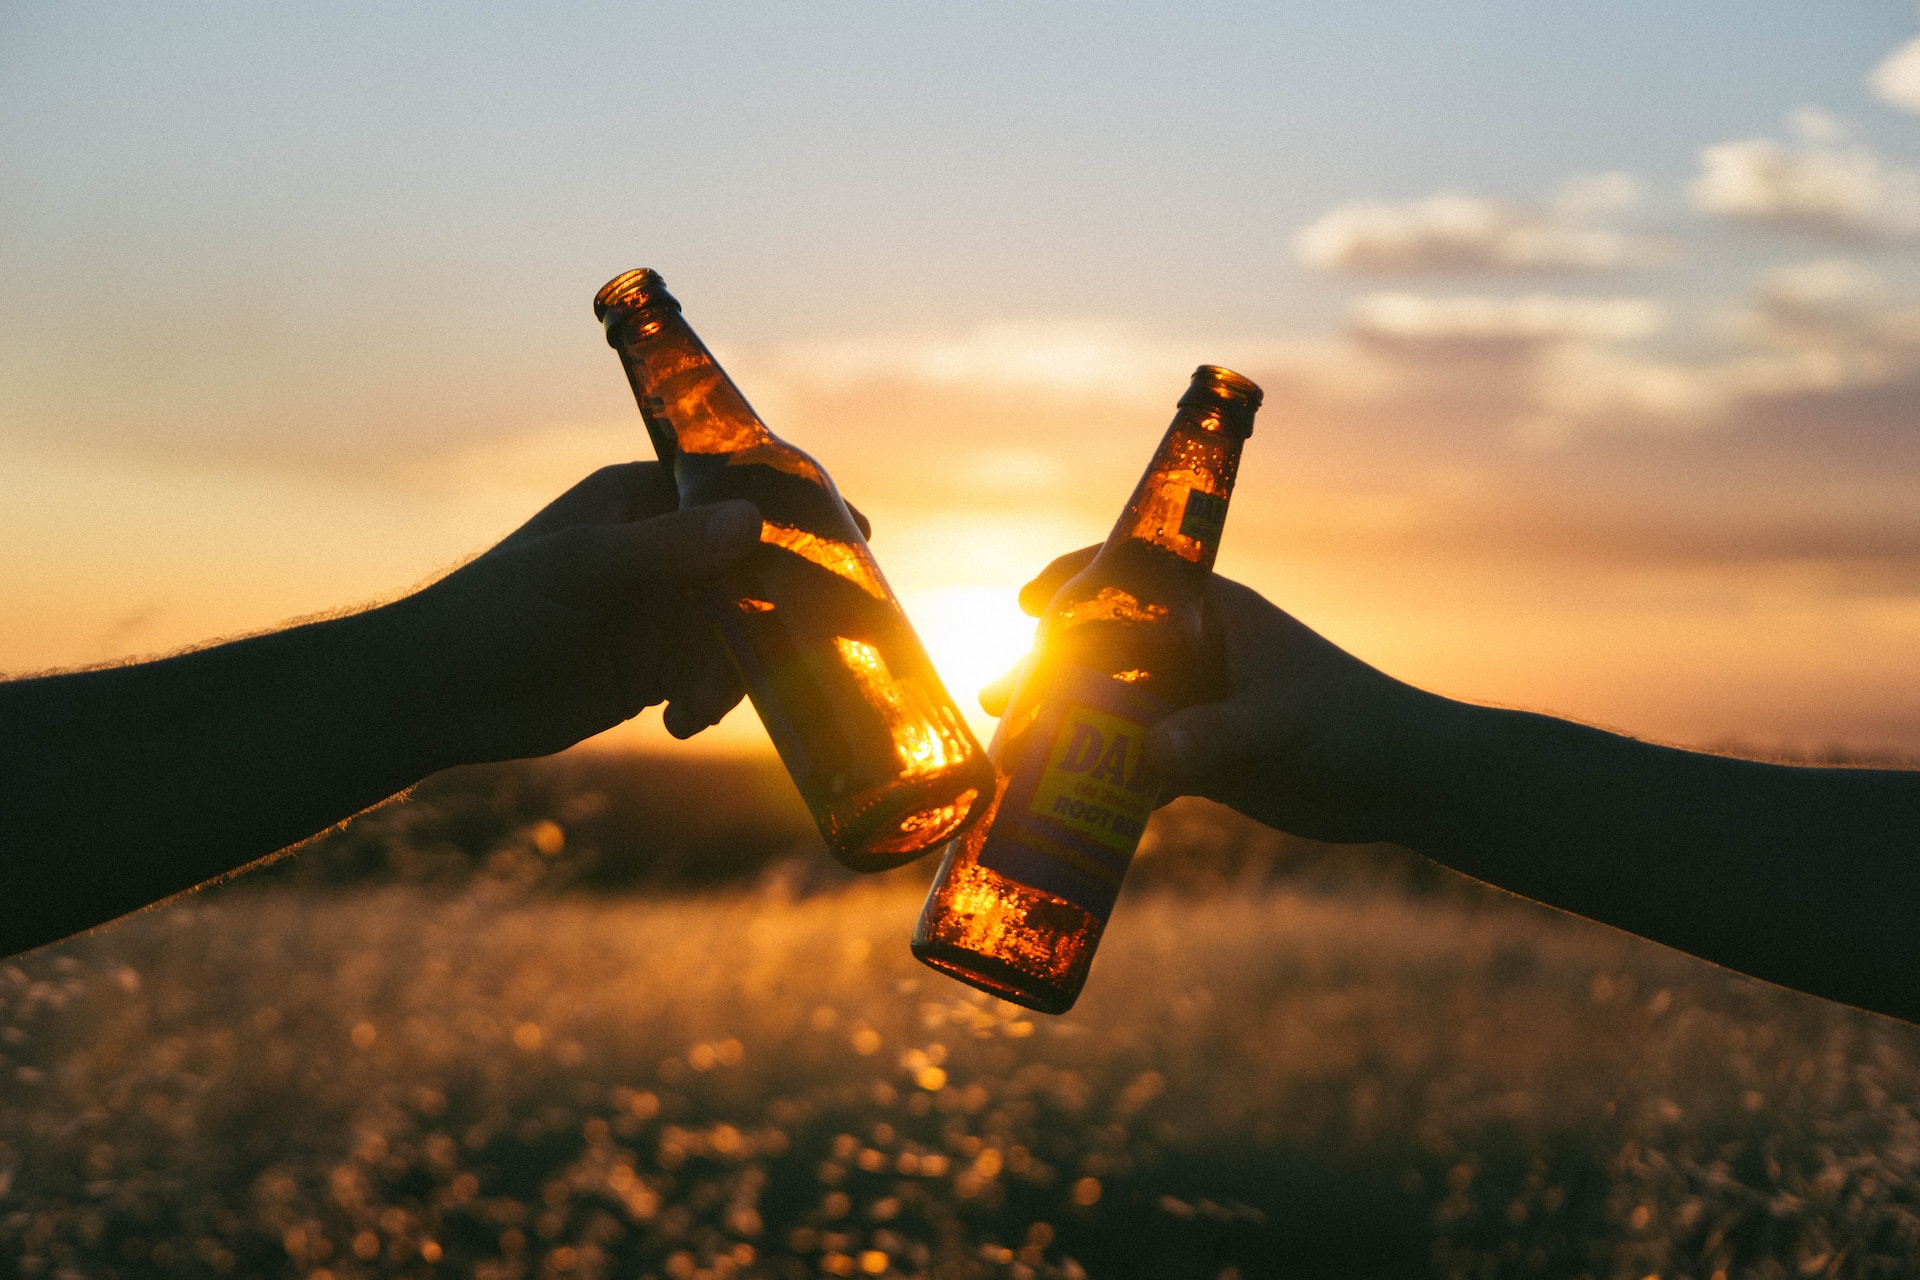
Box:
900 585 1037 735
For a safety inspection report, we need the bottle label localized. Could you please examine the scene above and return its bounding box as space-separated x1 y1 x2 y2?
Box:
976 666 1166 919
1179 488 1228 547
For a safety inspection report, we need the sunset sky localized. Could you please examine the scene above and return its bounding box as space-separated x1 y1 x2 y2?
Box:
4 1 1919 756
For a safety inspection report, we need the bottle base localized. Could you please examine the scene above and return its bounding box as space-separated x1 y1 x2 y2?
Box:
910 938 1082 1016
824 777 989 873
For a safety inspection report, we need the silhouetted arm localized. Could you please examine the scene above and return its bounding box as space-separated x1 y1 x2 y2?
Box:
1010 550 1920 1023
1371 699 1919 1022
0 463 759 956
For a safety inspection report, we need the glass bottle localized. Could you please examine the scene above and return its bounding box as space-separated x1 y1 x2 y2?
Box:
911 365 1262 1011
595 268 996 871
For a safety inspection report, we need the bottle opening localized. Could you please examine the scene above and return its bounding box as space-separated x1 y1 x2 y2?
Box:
1178 365 1263 437
594 268 682 327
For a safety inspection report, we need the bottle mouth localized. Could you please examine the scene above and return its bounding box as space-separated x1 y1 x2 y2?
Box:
594 268 682 328
1179 365 1264 436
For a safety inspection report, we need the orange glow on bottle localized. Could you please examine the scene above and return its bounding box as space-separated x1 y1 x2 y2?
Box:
912 366 1263 1011
596 269 996 870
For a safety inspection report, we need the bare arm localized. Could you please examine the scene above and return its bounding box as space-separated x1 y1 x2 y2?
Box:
1009 550 1920 1023
0 463 758 956
1383 702 1919 1021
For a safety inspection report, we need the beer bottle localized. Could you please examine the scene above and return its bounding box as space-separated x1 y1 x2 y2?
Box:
911 365 1262 1012
595 268 996 871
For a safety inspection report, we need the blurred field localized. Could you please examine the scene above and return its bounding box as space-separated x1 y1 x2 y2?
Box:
3 756 1919 1279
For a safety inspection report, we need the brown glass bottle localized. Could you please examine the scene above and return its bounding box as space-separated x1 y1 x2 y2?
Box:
595 269 996 871
911 365 1262 1011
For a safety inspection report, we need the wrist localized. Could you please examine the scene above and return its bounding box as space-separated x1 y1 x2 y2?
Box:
350 593 466 781
1365 683 1498 852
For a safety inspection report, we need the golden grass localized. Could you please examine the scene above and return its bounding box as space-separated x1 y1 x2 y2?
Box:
2 876 1918 1279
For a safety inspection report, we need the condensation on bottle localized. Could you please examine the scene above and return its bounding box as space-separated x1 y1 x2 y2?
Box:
911 365 1263 1012
595 269 997 871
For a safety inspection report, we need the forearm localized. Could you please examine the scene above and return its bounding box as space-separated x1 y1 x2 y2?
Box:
1394 700 1920 1020
0 601 443 954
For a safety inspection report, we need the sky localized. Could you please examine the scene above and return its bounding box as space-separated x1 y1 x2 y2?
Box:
4 0 1919 757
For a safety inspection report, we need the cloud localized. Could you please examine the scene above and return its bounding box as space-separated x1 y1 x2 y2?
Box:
1293 174 1663 276
1324 264 1920 450
710 323 1293 523
1347 293 1666 352
1871 34 1920 112
733 276 1910 461
424 263 1920 518
1785 106 1852 145
415 255 1920 560
1718 259 1920 408
754 322 1190 401
1741 258 1916 350
1689 117 1920 242
1338 293 1721 444
1599 262 1920 445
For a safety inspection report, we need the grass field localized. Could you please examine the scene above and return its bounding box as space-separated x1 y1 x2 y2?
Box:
3 759 1918 1279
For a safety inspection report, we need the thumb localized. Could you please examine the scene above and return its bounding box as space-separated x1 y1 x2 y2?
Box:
615 499 763 579
531 500 761 604
1018 545 1099 617
1146 700 1257 799
977 652 1036 719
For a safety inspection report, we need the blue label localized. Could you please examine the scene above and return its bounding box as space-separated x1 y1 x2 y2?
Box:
975 666 1167 919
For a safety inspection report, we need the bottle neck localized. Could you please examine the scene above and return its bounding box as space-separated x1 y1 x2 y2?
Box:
1105 404 1248 571
603 300 773 460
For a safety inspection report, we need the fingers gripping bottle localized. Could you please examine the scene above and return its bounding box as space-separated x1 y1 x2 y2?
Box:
912 365 1262 1012
596 269 996 870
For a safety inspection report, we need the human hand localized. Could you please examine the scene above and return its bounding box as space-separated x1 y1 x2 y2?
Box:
397 462 763 768
989 548 1451 845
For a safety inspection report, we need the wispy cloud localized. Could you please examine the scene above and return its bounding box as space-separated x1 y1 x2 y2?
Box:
1740 258 1920 358
753 322 1190 400
1690 113 1920 243
1347 293 1667 351
1870 34 1920 112
413 253 1920 520
1318 265 1920 447
1328 292 1713 445
713 323 1284 524
1292 175 1664 276
1717 259 1920 419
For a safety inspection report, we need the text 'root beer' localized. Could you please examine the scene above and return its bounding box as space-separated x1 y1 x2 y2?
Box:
595 269 996 871
911 365 1263 1013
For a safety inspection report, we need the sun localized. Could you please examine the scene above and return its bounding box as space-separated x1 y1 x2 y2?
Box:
899 585 1039 738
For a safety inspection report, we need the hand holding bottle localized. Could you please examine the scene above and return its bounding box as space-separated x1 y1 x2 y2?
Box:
399 461 767 768
997 549 1447 848
1006 553 1920 1025
596 269 995 870
0 461 772 956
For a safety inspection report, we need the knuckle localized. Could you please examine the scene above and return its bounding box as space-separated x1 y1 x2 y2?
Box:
592 460 673 516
